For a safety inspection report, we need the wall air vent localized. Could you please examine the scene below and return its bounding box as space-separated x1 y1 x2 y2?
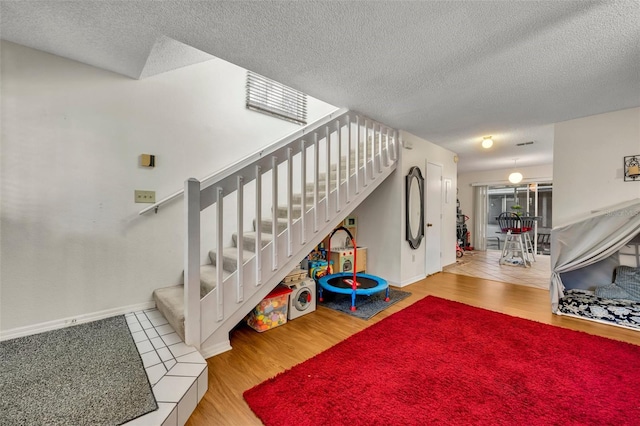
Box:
516 141 535 146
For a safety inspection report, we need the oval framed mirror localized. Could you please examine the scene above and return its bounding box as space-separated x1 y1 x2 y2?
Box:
406 166 425 249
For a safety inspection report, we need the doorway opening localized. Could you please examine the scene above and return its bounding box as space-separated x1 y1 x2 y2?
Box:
444 181 552 288
487 182 553 255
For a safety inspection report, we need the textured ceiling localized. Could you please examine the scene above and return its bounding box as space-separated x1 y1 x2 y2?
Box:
2 1 639 173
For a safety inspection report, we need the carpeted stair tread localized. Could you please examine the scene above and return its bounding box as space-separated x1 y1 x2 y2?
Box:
152 285 186 341
305 182 333 193
200 264 229 296
292 192 327 205
275 205 303 219
178 264 224 297
234 231 274 252
155 264 228 341
209 247 257 272
255 217 290 234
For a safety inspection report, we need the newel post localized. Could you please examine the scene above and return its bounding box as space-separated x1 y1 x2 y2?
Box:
184 178 201 349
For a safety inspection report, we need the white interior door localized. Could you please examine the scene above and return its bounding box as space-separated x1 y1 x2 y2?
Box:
425 161 442 275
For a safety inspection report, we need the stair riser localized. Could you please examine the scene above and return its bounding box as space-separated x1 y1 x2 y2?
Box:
292 193 321 205
334 160 358 170
209 253 241 273
232 233 272 252
305 182 336 193
256 219 288 234
275 206 302 219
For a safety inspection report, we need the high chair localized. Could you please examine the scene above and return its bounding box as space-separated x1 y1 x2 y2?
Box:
496 212 532 267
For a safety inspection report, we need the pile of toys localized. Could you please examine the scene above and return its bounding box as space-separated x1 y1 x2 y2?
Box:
247 221 362 332
245 284 292 332
301 242 332 281
281 267 307 283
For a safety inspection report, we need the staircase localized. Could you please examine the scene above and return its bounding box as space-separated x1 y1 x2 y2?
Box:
151 109 398 358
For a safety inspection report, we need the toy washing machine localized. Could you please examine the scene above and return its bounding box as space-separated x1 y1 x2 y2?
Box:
285 278 316 320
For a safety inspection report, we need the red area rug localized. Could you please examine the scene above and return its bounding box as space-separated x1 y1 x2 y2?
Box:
244 296 640 425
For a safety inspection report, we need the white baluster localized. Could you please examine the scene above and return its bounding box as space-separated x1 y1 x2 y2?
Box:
314 132 319 233
216 187 224 321
272 156 278 271
364 120 369 187
371 121 376 178
355 116 360 194
255 165 262 285
300 139 307 244
236 175 244 303
286 148 293 258
346 115 351 204
385 127 390 167
325 125 331 222
184 178 201 348
336 119 341 213
377 123 383 174
392 130 398 162
391 129 396 163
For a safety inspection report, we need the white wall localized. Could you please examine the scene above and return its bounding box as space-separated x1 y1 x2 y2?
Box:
350 166 402 283
553 107 640 226
457 164 553 245
0 41 337 331
354 131 458 286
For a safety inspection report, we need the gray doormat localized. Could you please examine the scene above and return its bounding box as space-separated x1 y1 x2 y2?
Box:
0 315 157 425
319 288 412 320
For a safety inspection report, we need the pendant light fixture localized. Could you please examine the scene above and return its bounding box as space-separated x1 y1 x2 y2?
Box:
508 159 523 184
481 136 493 149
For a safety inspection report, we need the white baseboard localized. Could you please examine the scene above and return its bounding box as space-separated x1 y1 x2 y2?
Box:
0 301 156 341
199 340 233 359
399 273 426 287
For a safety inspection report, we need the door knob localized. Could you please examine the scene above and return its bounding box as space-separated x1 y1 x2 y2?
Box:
427 223 433 227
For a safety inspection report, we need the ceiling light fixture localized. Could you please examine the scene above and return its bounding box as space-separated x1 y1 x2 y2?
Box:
482 136 493 149
508 159 523 184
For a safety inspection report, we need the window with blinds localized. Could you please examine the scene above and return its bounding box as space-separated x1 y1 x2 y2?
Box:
246 71 307 125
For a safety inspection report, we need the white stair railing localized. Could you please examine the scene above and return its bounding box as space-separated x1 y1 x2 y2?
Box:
183 109 398 350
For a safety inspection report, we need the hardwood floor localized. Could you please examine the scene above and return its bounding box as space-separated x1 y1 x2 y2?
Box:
443 249 550 289
186 272 640 426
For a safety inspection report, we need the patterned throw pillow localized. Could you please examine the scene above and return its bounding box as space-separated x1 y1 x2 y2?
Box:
594 283 633 301
613 266 640 301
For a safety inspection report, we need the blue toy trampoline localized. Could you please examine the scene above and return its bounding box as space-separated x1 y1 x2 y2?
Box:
317 272 389 311
316 226 389 311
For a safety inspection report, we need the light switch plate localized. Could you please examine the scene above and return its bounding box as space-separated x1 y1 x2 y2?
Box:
135 190 156 203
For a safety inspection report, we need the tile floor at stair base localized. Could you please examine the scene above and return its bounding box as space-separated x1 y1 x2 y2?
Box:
123 308 208 426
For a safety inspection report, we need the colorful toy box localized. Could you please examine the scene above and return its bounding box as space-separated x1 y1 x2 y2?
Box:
246 284 292 332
